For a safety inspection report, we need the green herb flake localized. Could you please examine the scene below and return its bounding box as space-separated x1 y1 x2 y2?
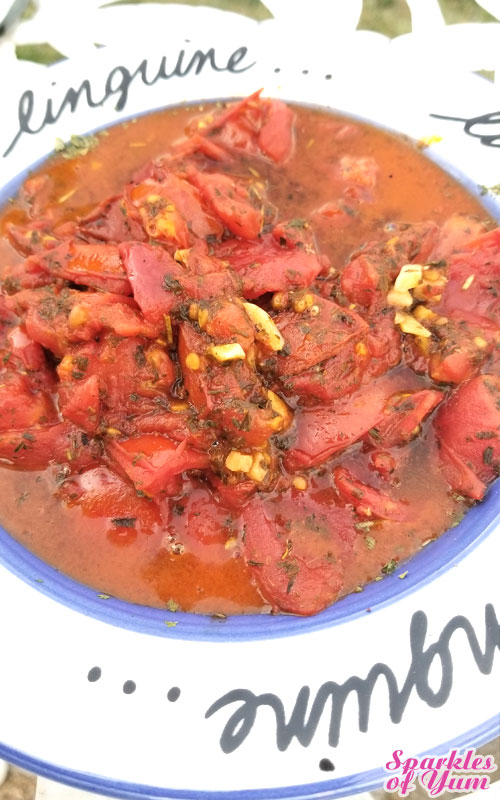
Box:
54 133 100 159
165 620 178 628
166 599 179 612
483 446 494 465
398 571 409 580
111 517 136 527
287 218 307 229
97 593 111 600
16 491 29 505
475 431 497 439
364 535 376 550
22 431 36 442
381 559 397 575
163 274 183 295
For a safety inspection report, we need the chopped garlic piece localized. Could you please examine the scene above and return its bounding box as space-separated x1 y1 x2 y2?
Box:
271 292 288 311
225 451 253 473
185 352 200 370
355 341 368 356
394 264 423 292
387 288 413 308
206 342 246 362
462 274 475 291
248 453 268 483
292 476 308 491
242 302 284 351
267 390 292 431
174 248 190 265
292 293 314 313
68 304 89 328
394 311 432 338
474 336 488 349
413 306 438 322
197 308 209 329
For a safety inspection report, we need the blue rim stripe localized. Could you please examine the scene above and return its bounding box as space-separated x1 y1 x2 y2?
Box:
0 715 498 799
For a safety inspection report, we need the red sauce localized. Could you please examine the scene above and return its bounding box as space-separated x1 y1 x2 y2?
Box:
0 94 498 616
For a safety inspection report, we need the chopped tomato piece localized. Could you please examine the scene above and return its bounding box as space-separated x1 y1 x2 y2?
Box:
341 222 439 307
0 372 57 432
216 232 323 300
280 339 370 404
284 374 411 471
186 166 263 241
6 287 158 357
333 467 409 520
434 374 500 498
107 434 210 496
275 295 367 376
258 100 294 162
242 494 356 615
78 196 147 244
339 155 378 189
366 389 443 448
28 240 131 295
125 173 223 246
0 423 99 471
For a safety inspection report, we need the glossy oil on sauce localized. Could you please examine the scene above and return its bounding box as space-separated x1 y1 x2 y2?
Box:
0 102 490 614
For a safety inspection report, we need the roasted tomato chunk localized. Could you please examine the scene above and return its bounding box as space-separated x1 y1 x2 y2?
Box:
242 494 357 615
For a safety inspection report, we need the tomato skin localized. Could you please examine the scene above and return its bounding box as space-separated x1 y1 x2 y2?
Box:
333 467 409 521
281 340 370 404
186 166 263 241
107 434 211 496
258 100 294 162
57 466 163 534
216 232 322 299
276 296 368 376
29 241 132 295
434 374 500 498
0 372 57 432
78 195 147 244
365 389 443 448
0 423 99 471
284 375 401 471
242 494 356 615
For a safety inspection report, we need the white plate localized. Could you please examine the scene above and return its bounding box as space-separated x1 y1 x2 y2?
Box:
0 21 499 800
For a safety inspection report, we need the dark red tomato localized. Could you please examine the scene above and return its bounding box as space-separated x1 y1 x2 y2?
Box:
333 467 410 521
216 230 322 299
0 422 98 471
434 374 500 499
365 389 443 448
275 295 367 376
186 167 263 241
78 195 147 244
28 241 131 295
258 100 295 162
58 466 163 535
242 494 357 615
284 373 408 470
107 434 210 496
